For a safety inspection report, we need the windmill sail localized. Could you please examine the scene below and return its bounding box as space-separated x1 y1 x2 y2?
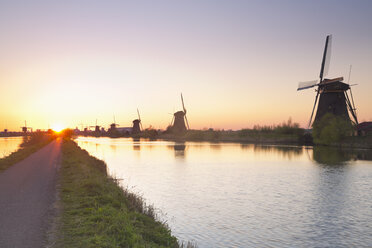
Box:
181 93 186 114
297 80 318 91
320 35 332 81
137 108 143 131
137 108 141 121
185 115 190 130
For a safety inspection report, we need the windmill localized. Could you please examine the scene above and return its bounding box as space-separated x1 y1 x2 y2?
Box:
108 115 119 133
170 93 190 133
90 119 101 133
132 109 143 134
297 35 358 128
21 120 32 133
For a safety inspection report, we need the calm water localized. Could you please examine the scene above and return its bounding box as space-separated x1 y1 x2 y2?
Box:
0 137 23 159
76 137 372 248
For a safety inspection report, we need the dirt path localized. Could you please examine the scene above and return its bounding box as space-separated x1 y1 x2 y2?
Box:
0 140 61 248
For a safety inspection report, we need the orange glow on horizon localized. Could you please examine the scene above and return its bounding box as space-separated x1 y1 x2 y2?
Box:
51 124 65 133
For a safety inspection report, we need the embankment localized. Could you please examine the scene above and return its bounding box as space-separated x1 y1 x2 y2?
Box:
56 140 181 247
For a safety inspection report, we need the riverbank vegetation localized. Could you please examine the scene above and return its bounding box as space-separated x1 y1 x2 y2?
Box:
161 118 306 144
0 132 54 172
311 113 372 149
85 119 306 144
56 139 193 247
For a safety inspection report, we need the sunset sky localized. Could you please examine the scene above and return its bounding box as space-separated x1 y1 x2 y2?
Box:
0 0 371 131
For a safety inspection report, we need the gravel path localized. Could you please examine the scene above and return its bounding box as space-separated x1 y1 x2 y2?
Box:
0 140 61 248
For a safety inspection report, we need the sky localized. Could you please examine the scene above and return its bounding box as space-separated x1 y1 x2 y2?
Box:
0 0 371 131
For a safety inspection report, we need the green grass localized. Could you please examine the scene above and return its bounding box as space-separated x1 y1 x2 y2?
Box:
0 133 54 172
56 140 182 248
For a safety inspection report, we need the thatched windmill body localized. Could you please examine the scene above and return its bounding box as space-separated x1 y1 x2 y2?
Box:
298 35 358 128
170 94 189 133
132 109 143 134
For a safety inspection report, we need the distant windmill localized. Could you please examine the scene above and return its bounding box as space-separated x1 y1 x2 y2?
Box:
132 109 143 134
297 35 358 128
77 122 85 131
21 120 32 133
90 119 101 133
170 93 189 133
109 115 119 133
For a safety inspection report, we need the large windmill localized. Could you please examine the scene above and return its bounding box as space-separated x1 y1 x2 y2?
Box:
298 35 358 128
170 93 190 133
132 109 143 134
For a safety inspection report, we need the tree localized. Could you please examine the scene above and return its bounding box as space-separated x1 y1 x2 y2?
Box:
312 113 353 145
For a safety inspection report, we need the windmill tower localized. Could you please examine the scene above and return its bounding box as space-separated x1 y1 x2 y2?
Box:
132 109 143 134
109 115 119 132
170 93 190 133
298 35 358 128
21 120 31 133
90 119 101 133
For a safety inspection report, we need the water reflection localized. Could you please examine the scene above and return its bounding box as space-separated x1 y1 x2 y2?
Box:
253 145 303 160
75 137 372 247
132 138 141 151
167 142 186 159
209 143 221 150
95 143 99 153
109 144 117 154
312 146 372 166
0 137 23 159
356 151 372 161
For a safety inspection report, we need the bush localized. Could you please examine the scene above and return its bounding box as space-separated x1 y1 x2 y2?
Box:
239 118 304 137
312 113 354 145
141 128 158 139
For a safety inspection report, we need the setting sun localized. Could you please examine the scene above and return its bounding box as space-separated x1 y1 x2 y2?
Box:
51 124 65 133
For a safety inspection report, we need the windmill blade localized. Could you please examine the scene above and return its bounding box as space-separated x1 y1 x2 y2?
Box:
348 88 358 123
181 93 186 114
185 115 190 130
140 121 143 131
297 80 318 91
137 108 141 121
345 91 358 124
170 115 175 126
308 91 320 128
319 35 332 81
347 65 352 84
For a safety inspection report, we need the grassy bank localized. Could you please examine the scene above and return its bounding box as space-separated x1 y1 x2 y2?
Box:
56 139 186 248
0 133 54 172
161 129 303 144
157 122 305 144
